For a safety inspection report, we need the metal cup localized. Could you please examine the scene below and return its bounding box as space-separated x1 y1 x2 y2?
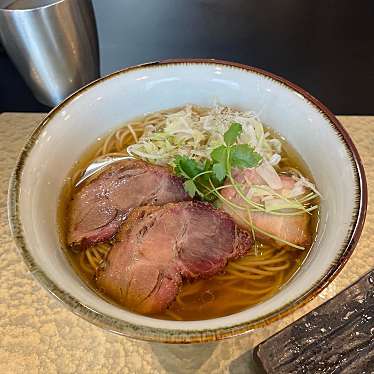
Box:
0 0 100 107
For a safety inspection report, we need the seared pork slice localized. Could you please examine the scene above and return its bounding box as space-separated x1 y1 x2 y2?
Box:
67 159 189 247
221 168 311 247
96 201 252 314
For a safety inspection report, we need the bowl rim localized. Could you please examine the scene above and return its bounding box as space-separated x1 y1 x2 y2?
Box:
8 58 367 344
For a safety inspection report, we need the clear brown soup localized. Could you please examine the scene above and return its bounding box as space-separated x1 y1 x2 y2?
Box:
58 106 319 321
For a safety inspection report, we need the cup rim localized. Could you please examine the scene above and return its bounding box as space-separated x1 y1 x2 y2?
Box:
0 0 65 12
8 59 368 343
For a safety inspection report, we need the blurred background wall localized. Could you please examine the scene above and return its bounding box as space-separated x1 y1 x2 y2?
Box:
1 0 373 113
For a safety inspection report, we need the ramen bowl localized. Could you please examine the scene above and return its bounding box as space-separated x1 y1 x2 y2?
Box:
8 60 367 343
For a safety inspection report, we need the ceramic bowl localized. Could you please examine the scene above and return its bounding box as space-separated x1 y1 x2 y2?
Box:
8 60 367 343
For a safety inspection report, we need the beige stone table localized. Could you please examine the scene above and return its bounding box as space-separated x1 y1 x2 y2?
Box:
1 113 373 374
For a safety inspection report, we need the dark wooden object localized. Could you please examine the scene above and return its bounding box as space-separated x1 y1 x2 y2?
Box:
254 270 374 373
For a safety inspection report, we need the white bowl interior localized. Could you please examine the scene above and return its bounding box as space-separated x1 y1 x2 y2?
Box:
17 63 358 331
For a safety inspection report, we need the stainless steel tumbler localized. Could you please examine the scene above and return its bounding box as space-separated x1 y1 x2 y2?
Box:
0 0 100 106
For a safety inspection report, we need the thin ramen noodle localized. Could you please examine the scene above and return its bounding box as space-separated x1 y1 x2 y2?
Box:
59 106 318 321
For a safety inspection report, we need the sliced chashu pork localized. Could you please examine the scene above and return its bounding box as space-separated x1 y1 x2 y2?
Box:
67 159 189 247
96 201 253 314
221 168 311 247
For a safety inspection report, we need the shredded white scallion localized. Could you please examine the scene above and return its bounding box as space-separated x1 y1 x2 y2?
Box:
127 105 283 167
126 104 321 214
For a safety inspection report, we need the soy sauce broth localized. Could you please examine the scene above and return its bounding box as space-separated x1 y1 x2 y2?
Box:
58 106 319 320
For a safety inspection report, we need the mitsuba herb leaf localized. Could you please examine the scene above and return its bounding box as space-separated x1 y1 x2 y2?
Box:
230 144 262 168
173 122 261 201
212 163 226 182
174 155 203 178
224 122 242 146
183 179 197 198
211 145 227 164
174 155 216 200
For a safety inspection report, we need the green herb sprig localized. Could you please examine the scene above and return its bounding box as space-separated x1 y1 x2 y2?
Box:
173 122 318 250
174 123 262 200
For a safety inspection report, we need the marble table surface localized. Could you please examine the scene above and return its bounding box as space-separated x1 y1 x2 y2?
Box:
1 113 373 374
